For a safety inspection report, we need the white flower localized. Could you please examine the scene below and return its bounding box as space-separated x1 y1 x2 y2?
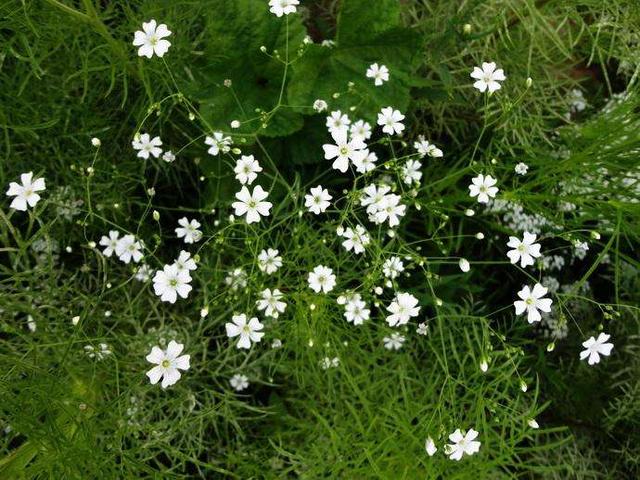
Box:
402 160 422 185
425 437 438 456
383 332 405 350
528 419 540 429
134 264 153 282
377 107 405 135
459 258 470 272
256 288 287 318
6 172 46 211
322 126 367 173
374 194 406 227
269 0 299 17
515 162 529 175
507 231 542 268
386 292 420 327
320 356 340 370
414 136 443 158
417 322 428 335
234 155 263 185
514 283 553 323
99 230 120 257
153 264 192 303
361 184 391 215
344 294 370 325
580 333 613 365
162 151 175 163
445 428 481 461
205 132 232 156
145 340 190 389
115 234 144 264
225 314 264 349
326 110 351 133
341 225 370 254
84 343 112 360
91 137 101 147
308 265 336 293
225 268 247 291
349 120 372 142
366 63 389 86
133 20 172 58
352 150 377 174
230 120 241 129
174 250 197 272
258 248 282 274
230 374 249 392
132 133 162 159
470 62 506 93
468 174 498 203
305 185 332 214
175 217 203 244
313 99 328 112
232 185 273 224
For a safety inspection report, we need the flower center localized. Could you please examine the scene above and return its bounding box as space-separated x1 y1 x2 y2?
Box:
161 359 170 368
242 325 251 334
248 200 257 208
339 146 349 156
149 34 159 46
525 297 534 305
169 278 178 287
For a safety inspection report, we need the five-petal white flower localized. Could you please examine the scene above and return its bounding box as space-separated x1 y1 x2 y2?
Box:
445 428 481 461
175 217 203 244
507 232 542 268
386 292 420 326
269 0 300 17
258 248 283 274
234 155 263 185
305 185 332 214
366 63 389 86
322 127 367 173
133 20 172 58
377 107 405 135
232 185 273 224
514 283 553 323
225 314 265 349
308 265 336 293
145 340 190 388
580 333 613 365
6 172 46 211
470 62 506 93
468 174 499 203
153 264 192 303
132 133 163 159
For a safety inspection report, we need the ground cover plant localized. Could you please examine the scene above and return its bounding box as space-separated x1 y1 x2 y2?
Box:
1 0 639 478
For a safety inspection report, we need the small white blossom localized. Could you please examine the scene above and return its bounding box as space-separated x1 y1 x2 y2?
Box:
269 0 299 17
366 63 389 86
305 185 332 214
320 356 340 369
132 133 162 159
459 258 470 272
470 62 506 93
383 332 405 350
256 288 287 318
232 185 273 224
205 132 232 156
258 248 282 274
414 136 443 158
115 234 143 264
322 126 367 173
445 428 481 460
134 264 153 282
230 374 249 392
350 120 372 141
225 268 247 291
386 292 420 327
6 172 46 211
468 174 498 203
383 256 404 279
506 231 542 268
308 265 336 293
133 20 172 58
174 250 197 272
374 194 406 227
401 159 423 185
313 99 328 112
234 155 263 185
326 110 351 133
416 322 428 335
515 162 529 175
352 150 377 174
99 230 120 257
145 340 190 388
377 107 405 135
344 294 370 325
225 314 264 349
514 283 553 323
341 225 370 254
175 217 203 244
153 264 192 303
162 151 175 163
580 333 613 365
425 437 438 456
